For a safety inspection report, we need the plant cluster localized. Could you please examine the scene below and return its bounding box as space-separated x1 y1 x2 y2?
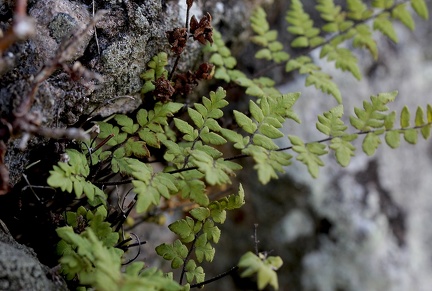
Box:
1 0 430 290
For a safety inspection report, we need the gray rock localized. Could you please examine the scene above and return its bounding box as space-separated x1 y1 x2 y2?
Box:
0 226 67 291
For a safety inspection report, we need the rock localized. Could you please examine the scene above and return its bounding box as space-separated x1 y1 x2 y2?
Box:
0 226 67 291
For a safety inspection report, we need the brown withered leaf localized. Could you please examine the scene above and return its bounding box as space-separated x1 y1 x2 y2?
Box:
174 63 214 96
166 27 188 55
174 71 197 96
186 0 194 9
189 13 213 45
153 76 175 103
195 62 214 80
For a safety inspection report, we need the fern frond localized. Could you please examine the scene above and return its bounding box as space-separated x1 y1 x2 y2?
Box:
316 104 347 137
306 71 342 104
350 91 398 131
47 149 105 204
140 52 169 94
347 0 373 20
373 13 398 43
191 150 242 185
243 145 292 184
316 0 353 32
352 24 378 59
372 0 395 9
411 0 429 20
362 132 382 155
330 135 357 166
127 158 179 212
238 251 283 290
157 185 244 284
286 57 342 103
286 0 324 48
392 4 415 30
176 170 208 206
289 135 327 178
205 30 239 82
250 8 290 63
320 45 362 80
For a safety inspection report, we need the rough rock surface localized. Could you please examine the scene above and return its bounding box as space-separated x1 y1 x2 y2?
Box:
0 227 67 290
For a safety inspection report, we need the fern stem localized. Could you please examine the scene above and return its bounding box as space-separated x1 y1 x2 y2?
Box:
168 0 192 81
179 235 198 285
190 265 239 288
93 122 432 186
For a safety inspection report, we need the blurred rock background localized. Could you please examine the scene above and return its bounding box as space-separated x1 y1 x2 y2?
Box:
204 1 432 290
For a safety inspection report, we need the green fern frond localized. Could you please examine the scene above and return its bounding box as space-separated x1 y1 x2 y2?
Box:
289 135 327 178
316 105 358 166
243 145 292 184
316 104 347 137
156 239 189 269
158 185 244 284
306 71 342 103
58 226 184 290
347 0 373 20
191 150 242 185
250 8 290 63
238 251 283 290
350 91 398 131
372 0 395 9
205 30 238 82
352 24 378 59
140 52 169 94
392 4 415 30
286 0 324 48
330 135 357 166
286 57 342 103
320 45 362 80
47 149 105 203
362 132 382 155
373 13 398 43
411 0 429 20
316 0 353 32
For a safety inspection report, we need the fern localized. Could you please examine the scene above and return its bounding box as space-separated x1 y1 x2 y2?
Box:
392 3 415 30
250 7 290 63
47 149 105 204
57 227 184 290
289 135 328 178
317 0 355 32
286 0 324 48
40 1 432 290
140 52 169 94
203 31 239 82
350 91 397 131
156 185 245 285
411 0 429 20
320 45 362 80
238 251 283 290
